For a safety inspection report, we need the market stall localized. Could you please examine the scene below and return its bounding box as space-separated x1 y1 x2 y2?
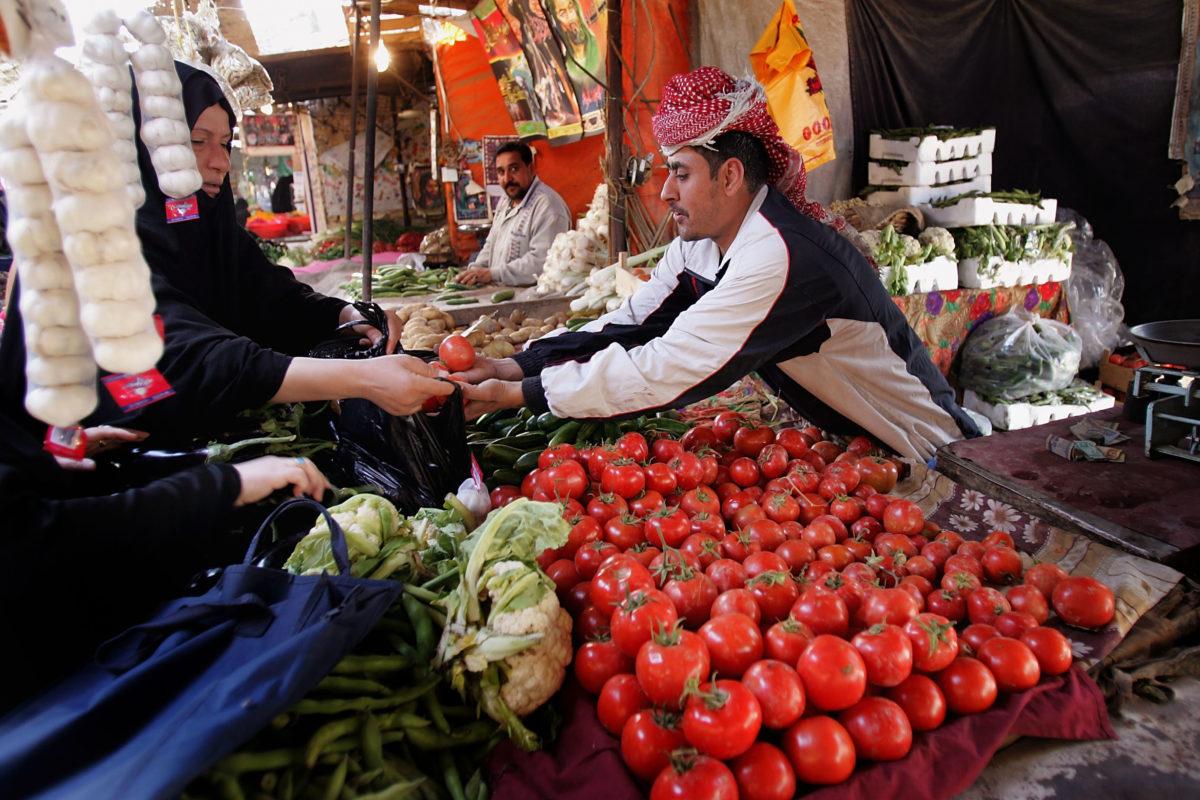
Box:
3 1 1200 800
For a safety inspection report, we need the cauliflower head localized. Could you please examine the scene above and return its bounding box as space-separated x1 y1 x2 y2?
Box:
919 226 955 258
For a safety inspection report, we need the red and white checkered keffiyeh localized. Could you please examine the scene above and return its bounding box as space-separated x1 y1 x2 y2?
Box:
652 66 843 230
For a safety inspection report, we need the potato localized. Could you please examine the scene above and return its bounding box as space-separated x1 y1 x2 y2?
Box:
483 339 516 358
465 330 488 347
420 307 442 320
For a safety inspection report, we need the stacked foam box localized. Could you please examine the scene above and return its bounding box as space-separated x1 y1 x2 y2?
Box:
963 385 1115 431
865 128 995 208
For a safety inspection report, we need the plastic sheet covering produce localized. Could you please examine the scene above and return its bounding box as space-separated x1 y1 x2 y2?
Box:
959 306 1082 402
1061 208 1129 368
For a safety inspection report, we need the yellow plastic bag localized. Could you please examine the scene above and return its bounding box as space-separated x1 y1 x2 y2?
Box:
750 0 836 170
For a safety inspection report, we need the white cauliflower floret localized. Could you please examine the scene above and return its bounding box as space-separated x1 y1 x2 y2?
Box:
900 234 922 259
858 229 882 254
919 226 955 258
499 606 573 716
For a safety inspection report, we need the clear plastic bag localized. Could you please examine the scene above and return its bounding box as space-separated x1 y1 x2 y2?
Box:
960 307 1083 401
1060 208 1129 368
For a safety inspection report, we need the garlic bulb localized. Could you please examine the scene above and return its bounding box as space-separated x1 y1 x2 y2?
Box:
79 10 144 207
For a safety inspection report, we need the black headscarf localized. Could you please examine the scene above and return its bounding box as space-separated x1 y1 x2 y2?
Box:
132 62 240 326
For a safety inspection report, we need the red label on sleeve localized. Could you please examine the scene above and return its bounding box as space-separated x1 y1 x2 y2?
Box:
164 194 200 223
153 313 165 340
44 426 87 459
102 369 175 411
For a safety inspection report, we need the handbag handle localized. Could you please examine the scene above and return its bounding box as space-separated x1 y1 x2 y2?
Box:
243 497 351 575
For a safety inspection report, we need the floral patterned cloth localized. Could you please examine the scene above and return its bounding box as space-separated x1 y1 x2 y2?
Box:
893 282 1070 375
895 462 1183 669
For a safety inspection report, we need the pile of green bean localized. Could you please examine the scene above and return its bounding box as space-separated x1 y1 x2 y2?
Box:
343 267 465 300
185 587 498 800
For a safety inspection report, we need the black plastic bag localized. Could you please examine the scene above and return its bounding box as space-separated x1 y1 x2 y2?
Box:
308 300 391 360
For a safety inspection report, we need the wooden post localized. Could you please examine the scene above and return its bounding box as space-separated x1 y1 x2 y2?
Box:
360 0 381 302
606 0 626 260
344 2 361 263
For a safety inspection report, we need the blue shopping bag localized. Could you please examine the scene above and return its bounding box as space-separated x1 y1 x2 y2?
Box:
0 498 401 800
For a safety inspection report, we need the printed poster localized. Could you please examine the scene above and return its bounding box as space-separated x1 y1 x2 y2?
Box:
540 0 607 136
496 0 584 145
471 0 548 141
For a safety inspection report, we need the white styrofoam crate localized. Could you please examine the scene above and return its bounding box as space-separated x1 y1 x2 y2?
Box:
964 388 1115 431
958 255 1072 289
923 196 1057 227
877 255 959 295
868 153 993 187
865 175 993 208
868 128 997 162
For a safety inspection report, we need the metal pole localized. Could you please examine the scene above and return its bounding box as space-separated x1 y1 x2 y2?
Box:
361 0 381 302
344 2 361 263
605 0 626 260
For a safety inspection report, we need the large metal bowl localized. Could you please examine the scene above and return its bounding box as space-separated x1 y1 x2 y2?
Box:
1129 319 1200 369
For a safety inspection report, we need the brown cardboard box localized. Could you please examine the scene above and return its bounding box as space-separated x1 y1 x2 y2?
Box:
1099 349 1137 395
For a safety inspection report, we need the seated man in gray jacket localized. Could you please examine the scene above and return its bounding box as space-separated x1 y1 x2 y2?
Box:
456 141 571 287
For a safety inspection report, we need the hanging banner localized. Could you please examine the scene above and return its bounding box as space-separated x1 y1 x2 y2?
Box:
750 0 836 170
496 0 584 145
540 0 607 136
471 0 548 141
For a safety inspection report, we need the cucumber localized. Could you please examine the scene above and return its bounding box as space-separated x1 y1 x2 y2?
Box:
574 421 598 446
548 421 582 447
499 432 548 448
490 289 515 303
490 468 523 486
536 411 561 431
513 450 542 472
445 298 479 305
481 443 525 466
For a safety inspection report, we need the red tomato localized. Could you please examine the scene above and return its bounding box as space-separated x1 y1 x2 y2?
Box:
539 460 588 500
961 623 1001 655
742 659 806 730
785 465 821 494
681 679 762 760
818 477 847 501
681 425 719 452
698 453 720 486
839 696 913 761
537 443 579 470
958 540 988 562
546 559 580 596
615 431 650 463
603 513 643 551
645 509 691 549
587 445 620 482
437 334 475 371
762 492 801 524
817 544 854 571
977 636 1041 692
757 444 789 480
920 540 953 571
587 492 628 525
1024 562 1069 599
668 453 705 491
706 559 748 594
926 589 967 623
995 611 1040 639
710 588 762 624
563 515 602 557
564 580 594 617
630 490 666 517
823 573 866 617
857 456 899 493
797 635 868 711
801 520 837 550
781 716 856 785
935 530 965 551
733 425 776 457
982 546 1024 585
574 603 610 644
622 709 687 782
747 571 800 623
903 612 959 673
575 637 633 694
842 561 878 586
828 495 862 524
859 587 920 628
982 530 1016 549
732 742 797 800
711 412 744 443
720 530 756 562
649 549 703 583
627 542 662 570
938 656 998 714
597 673 649 735
679 487 721 517
651 438 685 464
775 428 809 458
743 550 789 578
663 569 718 629
796 493 829 525
643 462 678 496
650 752 738 800
1006 584 1051 624
698 613 763 678
1020 627 1073 675
941 570 983 595
967 587 1012 626
681 533 722 570
601 461 646 499
591 555 655 612
636 627 711 708
1052 576 1115 630
728 457 761 488
743 519 785 553
775 540 816 574
811 440 841 462
489 485 521 509
825 462 861 493
883 500 925 535
574 541 619 580
765 617 814 664
611 589 680 657
790 587 850 638
689 511 726 539
851 623 914 688
875 533 919 559
886 674 946 732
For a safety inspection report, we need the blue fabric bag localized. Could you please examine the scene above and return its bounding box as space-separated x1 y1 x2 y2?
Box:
0 498 401 800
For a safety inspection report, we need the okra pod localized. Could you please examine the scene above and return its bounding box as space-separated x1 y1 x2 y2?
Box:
402 594 436 663
425 692 451 735
403 721 496 751
294 680 439 715
216 748 303 774
362 713 385 771
332 654 411 675
440 752 467 800
320 756 349 800
305 716 361 768
316 675 391 696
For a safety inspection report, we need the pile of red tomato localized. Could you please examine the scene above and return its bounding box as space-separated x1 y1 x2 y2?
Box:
487 413 1118 800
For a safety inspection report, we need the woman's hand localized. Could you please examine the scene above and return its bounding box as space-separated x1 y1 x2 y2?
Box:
55 425 149 471
233 456 331 506
338 304 384 348
361 354 455 416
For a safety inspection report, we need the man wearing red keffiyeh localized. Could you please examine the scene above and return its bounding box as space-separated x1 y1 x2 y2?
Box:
459 68 979 461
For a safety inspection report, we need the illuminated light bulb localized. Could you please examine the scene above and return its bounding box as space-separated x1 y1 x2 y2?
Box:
374 41 390 72
260 103 273 115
